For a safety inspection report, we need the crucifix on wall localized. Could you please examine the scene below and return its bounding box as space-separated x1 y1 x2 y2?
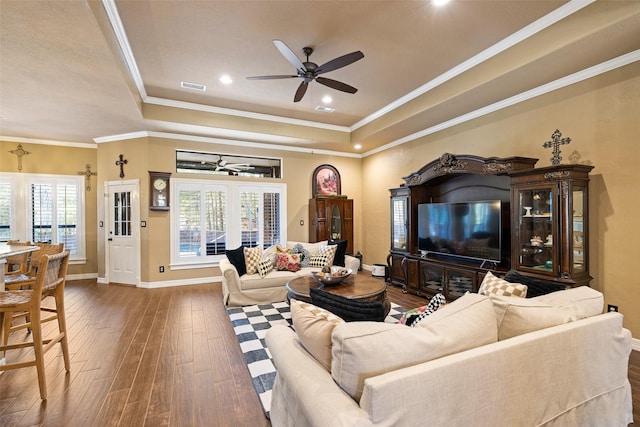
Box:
543 129 571 166
77 164 97 191
115 154 128 178
9 144 31 172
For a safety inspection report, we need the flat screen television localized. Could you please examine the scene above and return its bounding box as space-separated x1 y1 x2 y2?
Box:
417 200 502 263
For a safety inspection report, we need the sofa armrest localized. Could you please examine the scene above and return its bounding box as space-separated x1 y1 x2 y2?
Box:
219 257 241 304
266 325 370 426
345 255 359 274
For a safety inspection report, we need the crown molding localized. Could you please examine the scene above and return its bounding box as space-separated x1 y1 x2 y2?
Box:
0 135 97 149
363 49 640 157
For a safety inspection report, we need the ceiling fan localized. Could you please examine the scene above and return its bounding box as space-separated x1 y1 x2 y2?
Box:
212 156 253 173
247 40 364 102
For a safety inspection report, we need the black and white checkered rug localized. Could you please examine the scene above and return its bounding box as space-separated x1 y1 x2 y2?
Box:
227 301 408 418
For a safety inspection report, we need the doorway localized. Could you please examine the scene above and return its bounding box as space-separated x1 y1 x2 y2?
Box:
105 181 140 286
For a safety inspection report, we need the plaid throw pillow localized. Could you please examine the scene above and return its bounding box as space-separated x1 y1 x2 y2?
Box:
319 245 338 266
479 271 528 298
244 246 263 275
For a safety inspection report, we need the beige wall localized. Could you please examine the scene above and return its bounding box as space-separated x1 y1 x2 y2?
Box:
361 60 640 337
95 137 362 283
0 141 98 277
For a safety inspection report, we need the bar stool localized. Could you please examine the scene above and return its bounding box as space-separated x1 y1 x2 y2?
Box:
0 250 71 400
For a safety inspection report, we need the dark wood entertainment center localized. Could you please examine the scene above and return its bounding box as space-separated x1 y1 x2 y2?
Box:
387 153 593 300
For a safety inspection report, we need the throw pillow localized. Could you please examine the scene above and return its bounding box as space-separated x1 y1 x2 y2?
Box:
319 244 338 266
478 271 528 298
276 252 301 272
308 254 331 268
263 244 278 266
408 293 447 327
331 293 497 403
257 258 273 278
310 288 386 322
399 293 447 326
290 299 345 371
503 269 566 298
328 239 348 267
226 245 246 276
290 243 311 267
244 246 263 275
490 286 604 340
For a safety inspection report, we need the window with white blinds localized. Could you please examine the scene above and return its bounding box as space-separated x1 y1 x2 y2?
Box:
0 172 85 261
171 179 286 267
0 180 11 241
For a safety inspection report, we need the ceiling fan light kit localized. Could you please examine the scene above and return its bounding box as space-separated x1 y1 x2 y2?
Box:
247 39 364 103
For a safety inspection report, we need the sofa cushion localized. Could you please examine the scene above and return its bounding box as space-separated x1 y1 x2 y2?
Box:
286 241 327 256
331 293 497 402
328 239 348 267
490 286 604 340
319 244 338 266
503 269 566 298
290 299 345 371
244 246 263 275
263 244 278 266
310 288 386 322
257 258 273 278
478 271 527 298
277 252 301 272
239 269 297 290
226 245 246 276
308 254 331 269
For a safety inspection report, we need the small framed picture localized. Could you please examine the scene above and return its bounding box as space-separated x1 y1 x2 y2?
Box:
312 164 341 197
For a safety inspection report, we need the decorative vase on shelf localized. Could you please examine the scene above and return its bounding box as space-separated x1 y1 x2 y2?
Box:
524 206 532 216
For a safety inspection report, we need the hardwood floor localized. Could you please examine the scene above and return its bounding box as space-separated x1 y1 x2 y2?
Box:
0 277 638 426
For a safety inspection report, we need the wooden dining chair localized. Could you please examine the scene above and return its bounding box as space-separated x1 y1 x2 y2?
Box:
0 250 71 400
3 240 32 275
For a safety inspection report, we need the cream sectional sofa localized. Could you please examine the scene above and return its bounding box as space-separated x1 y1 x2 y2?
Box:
220 241 360 307
266 287 633 426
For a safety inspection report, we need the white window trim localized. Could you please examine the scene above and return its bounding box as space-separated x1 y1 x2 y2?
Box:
0 172 86 264
170 178 287 269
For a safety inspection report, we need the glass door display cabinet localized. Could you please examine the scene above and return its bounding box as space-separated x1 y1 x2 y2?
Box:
387 187 411 290
509 164 593 286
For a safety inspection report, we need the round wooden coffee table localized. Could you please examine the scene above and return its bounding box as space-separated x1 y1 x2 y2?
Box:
286 275 390 316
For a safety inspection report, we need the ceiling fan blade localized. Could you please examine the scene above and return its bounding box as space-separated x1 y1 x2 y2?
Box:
273 39 305 73
246 75 299 80
316 51 364 75
294 80 309 102
315 76 358 94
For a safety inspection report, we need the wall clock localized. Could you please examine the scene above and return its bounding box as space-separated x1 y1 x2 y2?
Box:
149 171 171 210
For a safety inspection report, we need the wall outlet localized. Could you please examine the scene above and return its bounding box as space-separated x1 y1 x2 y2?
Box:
159 266 165 273
607 304 618 312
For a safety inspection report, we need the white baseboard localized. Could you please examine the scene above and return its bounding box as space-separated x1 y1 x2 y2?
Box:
67 272 98 281
632 337 640 352
137 276 222 289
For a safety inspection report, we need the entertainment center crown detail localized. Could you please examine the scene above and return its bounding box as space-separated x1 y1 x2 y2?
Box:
387 153 593 300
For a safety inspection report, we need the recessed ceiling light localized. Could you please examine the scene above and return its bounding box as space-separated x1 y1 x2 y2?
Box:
432 0 450 6
315 105 335 113
322 95 332 104
219 74 233 85
181 81 206 91
354 143 362 150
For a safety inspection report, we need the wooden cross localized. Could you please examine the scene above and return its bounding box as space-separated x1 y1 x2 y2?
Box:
9 144 31 172
115 154 128 178
543 129 571 166
77 163 97 191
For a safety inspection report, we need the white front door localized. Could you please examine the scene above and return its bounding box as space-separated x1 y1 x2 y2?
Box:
107 181 140 286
